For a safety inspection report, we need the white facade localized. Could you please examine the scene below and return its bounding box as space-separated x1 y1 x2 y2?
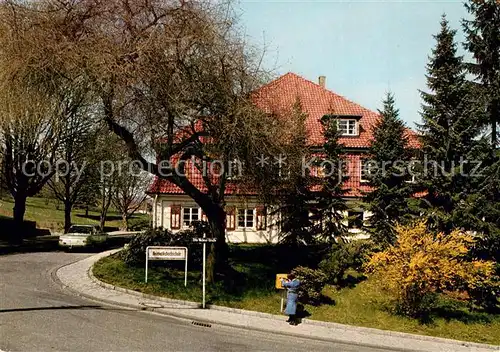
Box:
152 194 372 244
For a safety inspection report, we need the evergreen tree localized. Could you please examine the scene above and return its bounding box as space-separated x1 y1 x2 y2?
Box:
274 100 317 245
314 115 349 242
463 0 500 261
365 93 414 247
418 15 483 233
463 0 500 148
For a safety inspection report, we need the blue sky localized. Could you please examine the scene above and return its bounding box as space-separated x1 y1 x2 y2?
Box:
237 0 469 128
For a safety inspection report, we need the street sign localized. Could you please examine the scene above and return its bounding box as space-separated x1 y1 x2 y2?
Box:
192 234 216 308
147 247 187 260
145 246 188 286
192 238 216 243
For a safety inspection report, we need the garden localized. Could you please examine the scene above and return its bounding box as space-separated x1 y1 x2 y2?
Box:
93 222 500 345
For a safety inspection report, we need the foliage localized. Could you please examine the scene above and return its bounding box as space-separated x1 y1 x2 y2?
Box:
273 100 318 246
319 240 374 285
319 243 352 285
462 0 500 263
417 15 484 234
463 0 500 148
314 115 349 240
365 93 415 247
120 222 210 267
291 266 328 306
365 221 498 317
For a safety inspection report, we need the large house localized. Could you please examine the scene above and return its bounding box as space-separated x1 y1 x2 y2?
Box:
149 72 418 243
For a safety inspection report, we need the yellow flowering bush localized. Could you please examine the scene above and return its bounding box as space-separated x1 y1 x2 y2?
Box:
365 221 497 317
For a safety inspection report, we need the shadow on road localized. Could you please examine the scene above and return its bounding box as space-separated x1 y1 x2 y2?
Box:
0 305 132 313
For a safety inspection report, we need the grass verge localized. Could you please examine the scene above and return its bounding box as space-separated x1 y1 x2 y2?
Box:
0 197 147 232
93 251 500 345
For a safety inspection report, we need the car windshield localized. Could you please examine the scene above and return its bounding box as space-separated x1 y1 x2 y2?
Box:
68 226 94 234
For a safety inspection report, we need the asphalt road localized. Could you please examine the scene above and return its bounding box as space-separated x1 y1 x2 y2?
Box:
0 251 389 352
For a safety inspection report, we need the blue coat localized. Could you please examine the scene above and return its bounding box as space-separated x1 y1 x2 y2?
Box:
282 279 300 315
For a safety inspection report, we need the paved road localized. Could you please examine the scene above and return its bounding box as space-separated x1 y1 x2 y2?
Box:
0 252 389 352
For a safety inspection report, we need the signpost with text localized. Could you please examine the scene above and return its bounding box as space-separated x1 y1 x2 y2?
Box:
192 236 216 308
145 246 188 286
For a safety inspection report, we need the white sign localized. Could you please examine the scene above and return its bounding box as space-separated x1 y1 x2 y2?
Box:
145 246 188 286
147 247 187 260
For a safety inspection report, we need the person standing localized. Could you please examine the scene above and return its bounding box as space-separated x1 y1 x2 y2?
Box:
281 273 300 325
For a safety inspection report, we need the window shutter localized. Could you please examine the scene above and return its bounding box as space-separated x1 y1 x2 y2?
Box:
256 206 266 230
171 204 181 230
226 206 235 231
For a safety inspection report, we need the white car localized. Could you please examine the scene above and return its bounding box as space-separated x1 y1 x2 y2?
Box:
59 225 108 249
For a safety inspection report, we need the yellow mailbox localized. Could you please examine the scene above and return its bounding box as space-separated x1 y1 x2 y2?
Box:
275 273 288 289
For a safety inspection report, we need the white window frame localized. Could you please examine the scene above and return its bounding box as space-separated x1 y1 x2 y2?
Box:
237 208 255 229
182 207 200 227
338 119 358 136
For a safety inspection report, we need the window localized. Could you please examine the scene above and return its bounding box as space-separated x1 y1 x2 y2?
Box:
227 159 243 180
183 207 199 226
360 159 377 182
237 208 254 229
338 119 358 136
347 211 364 229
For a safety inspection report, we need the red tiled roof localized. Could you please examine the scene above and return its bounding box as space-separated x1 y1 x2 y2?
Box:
149 72 420 196
252 72 419 149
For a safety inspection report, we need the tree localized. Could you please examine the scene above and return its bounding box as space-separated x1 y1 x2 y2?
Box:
463 0 500 261
112 168 151 231
365 93 414 247
314 114 349 241
417 15 483 233
47 102 98 233
463 0 500 148
273 100 317 245
0 1 89 237
0 0 284 281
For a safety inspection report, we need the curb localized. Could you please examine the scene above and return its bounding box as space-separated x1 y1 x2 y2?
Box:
56 249 500 352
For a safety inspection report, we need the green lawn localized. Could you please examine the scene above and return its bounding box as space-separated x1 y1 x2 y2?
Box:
0 197 148 232
93 247 500 346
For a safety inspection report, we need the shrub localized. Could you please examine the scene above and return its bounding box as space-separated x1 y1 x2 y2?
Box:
291 266 327 305
120 221 209 267
319 243 351 285
365 221 497 317
466 263 500 312
319 240 374 285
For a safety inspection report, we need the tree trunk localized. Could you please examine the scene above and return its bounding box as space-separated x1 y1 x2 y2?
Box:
206 208 228 284
99 211 106 232
12 193 27 243
121 212 128 231
64 201 72 233
13 193 27 226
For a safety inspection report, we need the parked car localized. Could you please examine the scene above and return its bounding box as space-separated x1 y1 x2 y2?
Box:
58 225 107 249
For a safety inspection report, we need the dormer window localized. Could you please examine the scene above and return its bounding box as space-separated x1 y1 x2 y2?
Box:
338 119 358 136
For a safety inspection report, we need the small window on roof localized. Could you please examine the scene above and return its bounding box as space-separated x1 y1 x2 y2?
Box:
338 119 358 136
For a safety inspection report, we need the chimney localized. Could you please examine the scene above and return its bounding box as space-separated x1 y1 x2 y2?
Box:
318 75 326 88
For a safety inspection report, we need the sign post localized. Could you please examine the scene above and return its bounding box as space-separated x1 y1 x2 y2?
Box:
275 273 287 312
192 236 216 308
145 246 188 286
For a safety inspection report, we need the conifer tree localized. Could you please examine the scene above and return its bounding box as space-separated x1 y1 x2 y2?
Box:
314 115 350 242
365 93 414 247
463 0 500 260
418 15 482 233
463 0 500 148
275 100 317 245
